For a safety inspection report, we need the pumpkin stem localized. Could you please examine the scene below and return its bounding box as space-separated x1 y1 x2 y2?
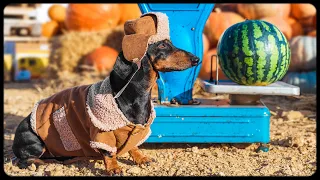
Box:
214 8 222 13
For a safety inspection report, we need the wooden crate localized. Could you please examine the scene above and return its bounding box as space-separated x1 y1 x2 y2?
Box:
8 3 40 8
4 5 37 20
4 3 41 36
4 19 42 37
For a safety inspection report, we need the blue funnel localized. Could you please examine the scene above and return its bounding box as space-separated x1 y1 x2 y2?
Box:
138 3 214 104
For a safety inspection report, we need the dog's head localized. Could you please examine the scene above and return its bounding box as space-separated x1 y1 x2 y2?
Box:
146 39 200 72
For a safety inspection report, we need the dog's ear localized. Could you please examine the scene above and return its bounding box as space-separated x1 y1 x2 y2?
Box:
122 34 150 62
122 16 157 62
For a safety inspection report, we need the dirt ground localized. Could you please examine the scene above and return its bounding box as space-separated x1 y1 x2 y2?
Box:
3 75 317 176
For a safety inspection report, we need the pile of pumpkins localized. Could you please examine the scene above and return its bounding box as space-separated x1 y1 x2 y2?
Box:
42 4 142 73
199 3 316 93
42 3 316 92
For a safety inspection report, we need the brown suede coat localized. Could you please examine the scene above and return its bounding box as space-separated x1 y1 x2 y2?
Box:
30 77 155 158
30 12 170 159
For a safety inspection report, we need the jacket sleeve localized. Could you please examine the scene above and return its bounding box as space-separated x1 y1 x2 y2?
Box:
89 127 117 154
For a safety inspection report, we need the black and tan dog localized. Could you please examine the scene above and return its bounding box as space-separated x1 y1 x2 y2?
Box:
12 12 199 176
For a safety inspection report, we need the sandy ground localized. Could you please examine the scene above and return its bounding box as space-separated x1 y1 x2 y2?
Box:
3 76 317 176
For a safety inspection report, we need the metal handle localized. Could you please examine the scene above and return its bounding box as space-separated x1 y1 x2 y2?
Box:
210 54 219 85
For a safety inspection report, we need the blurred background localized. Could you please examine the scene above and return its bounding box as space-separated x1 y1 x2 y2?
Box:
3 3 317 94
3 4 317 176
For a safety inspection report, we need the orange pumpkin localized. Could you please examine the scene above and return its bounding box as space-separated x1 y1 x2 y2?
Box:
48 4 66 22
199 49 228 80
203 34 210 54
291 4 316 20
287 17 304 37
308 30 316 37
298 16 315 28
65 4 120 32
86 46 118 72
204 8 245 47
313 15 316 28
261 17 292 40
41 20 60 38
119 4 141 24
237 4 291 19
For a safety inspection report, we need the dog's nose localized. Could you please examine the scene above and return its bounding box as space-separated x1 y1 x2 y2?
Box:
191 56 200 66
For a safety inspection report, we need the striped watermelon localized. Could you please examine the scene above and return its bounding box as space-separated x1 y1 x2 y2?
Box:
217 20 291 86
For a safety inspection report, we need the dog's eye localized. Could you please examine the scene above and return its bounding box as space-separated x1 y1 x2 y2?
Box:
158 43 166 49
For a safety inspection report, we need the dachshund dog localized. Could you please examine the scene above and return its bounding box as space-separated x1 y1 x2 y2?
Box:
12 39 200 176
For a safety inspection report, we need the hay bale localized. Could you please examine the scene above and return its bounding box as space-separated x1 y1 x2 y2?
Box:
47 25 124 79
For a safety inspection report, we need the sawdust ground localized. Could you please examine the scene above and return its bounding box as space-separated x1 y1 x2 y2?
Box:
3 74 317 176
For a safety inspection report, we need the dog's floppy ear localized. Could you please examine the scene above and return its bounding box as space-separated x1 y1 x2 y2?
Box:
122 12 170 62
122 34 150 61
122 16 157 62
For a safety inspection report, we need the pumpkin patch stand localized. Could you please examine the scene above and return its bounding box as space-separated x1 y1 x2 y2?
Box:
139 3 300 152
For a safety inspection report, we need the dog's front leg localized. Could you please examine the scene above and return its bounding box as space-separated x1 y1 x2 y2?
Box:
128 147 156 166
99 150 122 176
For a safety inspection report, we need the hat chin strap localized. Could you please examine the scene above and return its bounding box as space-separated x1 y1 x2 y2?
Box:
114 58 142 99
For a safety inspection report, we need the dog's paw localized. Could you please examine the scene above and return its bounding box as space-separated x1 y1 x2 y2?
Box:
135 157 156 167
106 167 123 176
17 160 28 169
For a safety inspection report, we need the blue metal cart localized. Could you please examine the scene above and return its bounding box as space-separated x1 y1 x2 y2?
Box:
138 3 300 151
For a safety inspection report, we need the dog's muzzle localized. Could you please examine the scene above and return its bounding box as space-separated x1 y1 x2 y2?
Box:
191 56 200 66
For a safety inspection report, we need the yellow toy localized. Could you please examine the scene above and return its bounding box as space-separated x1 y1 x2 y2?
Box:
4 54 13 81
16 50 49 79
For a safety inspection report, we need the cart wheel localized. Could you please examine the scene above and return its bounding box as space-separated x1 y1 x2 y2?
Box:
18 28 30 36
10 28 18 36
256 143 269 152
188 99 201 105
4 68 11 82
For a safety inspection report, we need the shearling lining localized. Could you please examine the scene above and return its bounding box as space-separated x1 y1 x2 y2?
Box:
86 77 156 132
52 107 82 151
30 100 41 136
90 141 117 154
141 12 170 45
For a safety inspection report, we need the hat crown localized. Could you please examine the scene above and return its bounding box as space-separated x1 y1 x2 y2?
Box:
124 16 157 36
122 12 170 61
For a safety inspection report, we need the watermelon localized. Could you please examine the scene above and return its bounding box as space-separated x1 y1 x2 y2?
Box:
217 20 291 86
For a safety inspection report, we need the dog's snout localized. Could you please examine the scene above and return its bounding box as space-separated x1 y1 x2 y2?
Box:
191 56 200 66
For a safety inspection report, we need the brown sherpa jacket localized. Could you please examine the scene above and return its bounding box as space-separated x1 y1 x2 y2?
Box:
30 77 156 158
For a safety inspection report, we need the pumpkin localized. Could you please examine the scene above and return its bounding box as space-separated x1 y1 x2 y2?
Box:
298 16 316 28
282 71 316 94
48 4 66 22
41 20 60 38
213 4 238 12
237 4 291 20
204 8 245 47
199 49 228 81
261 17 292 40
291 4 316 20
217 20 291 86
308 30 316 37
289 36 316 71
58 21 66 32
313 15 316 28
287 17 303 37
85 46 118 72
65 4 120 32
203 34 210 54
119 4 141 24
